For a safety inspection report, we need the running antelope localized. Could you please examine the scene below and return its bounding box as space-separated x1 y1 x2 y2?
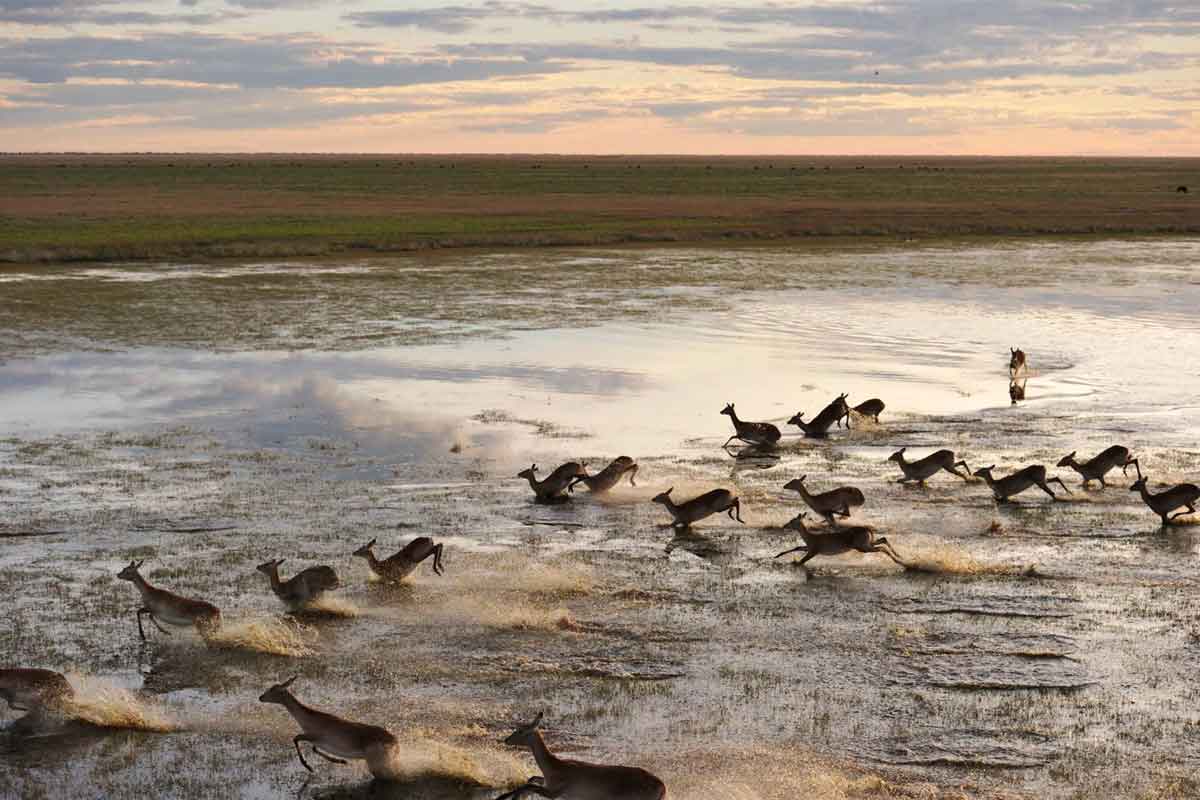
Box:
569 456 638 493
1130 476 1200 525
789 393 850 438
889 447 971 484
973 465 1070 502
774 512 906 572
720 403 782 448
495 712 666 800
846 398 885 425
1009 347 1027 377
0 668 73 715
116 560 221 641
352 537 444 582
519 462 587 503
259 676 397 776
652 487 743 530
784 475 865 524
257 559 339 611
1057 446 1139 487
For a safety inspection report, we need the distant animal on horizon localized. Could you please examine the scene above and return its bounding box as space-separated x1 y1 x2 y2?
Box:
518 462 587 503
1177 185 1188 193
790 393 850 438
569 456 638 493
720 402 782 448
1009 347 1027 378
116 559 221 642
1057 446 1139 488
974 464 1069 502
494 712 667 800
652 487 743 530
353 537 444 582
257 558 339 611
1130 475 1200 526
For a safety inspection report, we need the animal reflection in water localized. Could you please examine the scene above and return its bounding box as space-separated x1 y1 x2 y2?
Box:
1009 377 1027 405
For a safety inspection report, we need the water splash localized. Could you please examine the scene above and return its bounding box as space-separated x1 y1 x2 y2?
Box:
61 674 176 732
300 595 362 618
206 616 317 657
438 596 578 632
369 736 527 787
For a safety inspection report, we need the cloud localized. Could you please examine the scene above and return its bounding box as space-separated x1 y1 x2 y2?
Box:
0 0 233 25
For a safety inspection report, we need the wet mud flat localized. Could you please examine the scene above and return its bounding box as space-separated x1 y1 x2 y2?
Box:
4 240 1200 798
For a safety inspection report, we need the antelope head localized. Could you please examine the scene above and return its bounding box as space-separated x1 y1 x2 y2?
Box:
1056 452 1077 468
720 403 735 417
783 475 807 492
255 558 284 575
259 675 299 704
1130 476 1148 492
651 488 674 506
517 463 538 480
502 711 545 747
787 411 806 426
352 539 377 559
116 559 145 582
783 511 810 532
973 465 996 480
887 447 907 464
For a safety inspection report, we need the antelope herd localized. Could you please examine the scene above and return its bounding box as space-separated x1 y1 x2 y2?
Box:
5 345 1199 799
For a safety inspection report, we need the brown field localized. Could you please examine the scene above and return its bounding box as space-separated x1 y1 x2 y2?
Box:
1 154 1197 263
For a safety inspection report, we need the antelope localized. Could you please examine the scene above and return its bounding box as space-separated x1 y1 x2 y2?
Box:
652 487 743 530
789 393 849 438
1057 446 1139 487
116 560 221 641
973 465 1070 502
1130 476 1200 525
773 512 906 572
256 559 339 611
784 475 864 524
569 456 638 493
352 537 444 582
720 403 782 448
1 668 73 715
845 398 885 425
495 712 666 800
888 447 971 484
1009 347 1027 378
519 462 587 503
259 676 397 776
1009 378 1026 405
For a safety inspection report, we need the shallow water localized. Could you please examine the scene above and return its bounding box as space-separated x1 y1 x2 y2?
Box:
3 239 1200 799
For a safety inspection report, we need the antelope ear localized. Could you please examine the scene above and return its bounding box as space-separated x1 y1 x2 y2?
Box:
1011 347 1016 353
899 447 906 453
135 559 145 568
282 675 298 688
798 475 807 482
277 558 286 567
532 711 544 728
666 487 673 495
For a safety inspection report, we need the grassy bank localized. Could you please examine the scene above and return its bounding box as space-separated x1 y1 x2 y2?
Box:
1 154 1197 263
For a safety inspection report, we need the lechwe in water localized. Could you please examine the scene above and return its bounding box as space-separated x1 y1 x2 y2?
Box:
495 712 666 800
720 402 782 448
256 558 340 611
569 456 638 494
652 487 743 530
1057 446 1139 488
1130 475 1200 525
519 462 587 503
844 398 885 425
783 475 865 524
353 537 444 582
116 560 221 642
1 668 74 717
788 393 850 439
888 447 971 484
1009 347 1027 378
973 465 1070 503
259 676 397 776
774 512 906 574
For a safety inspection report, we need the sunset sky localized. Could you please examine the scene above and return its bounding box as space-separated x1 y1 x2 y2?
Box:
2 1 1198 154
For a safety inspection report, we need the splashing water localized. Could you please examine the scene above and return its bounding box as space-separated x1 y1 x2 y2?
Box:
438 596 578 632
300 595 362 618
368 735 527 787
900 541 1022 576
61 674 176 732
206 616 317 657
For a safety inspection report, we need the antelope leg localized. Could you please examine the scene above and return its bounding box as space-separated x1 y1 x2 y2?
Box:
312 747 347 765
149 615 173 636
1049 477 1072 494
293 736 315 772
774 544 809 559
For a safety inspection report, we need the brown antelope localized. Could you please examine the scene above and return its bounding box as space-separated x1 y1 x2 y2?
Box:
720 403 782 448
1058 446 1139 487
352 537 444 582
773 512 906 572
784 475 864 524
1009 347 1027 378
259 676 397 775
846 398 885 425
569 456 638 493
257 559 340 611
888 447 971 483
973 465 1070 502
495 712 666 800
519 463 587 503
1130 476 1200 525
1 668 73 715
116 560 221 641
789 393 849 438
652 487 743 530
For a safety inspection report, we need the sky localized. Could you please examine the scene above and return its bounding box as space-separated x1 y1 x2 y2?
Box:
1 0 1198 154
